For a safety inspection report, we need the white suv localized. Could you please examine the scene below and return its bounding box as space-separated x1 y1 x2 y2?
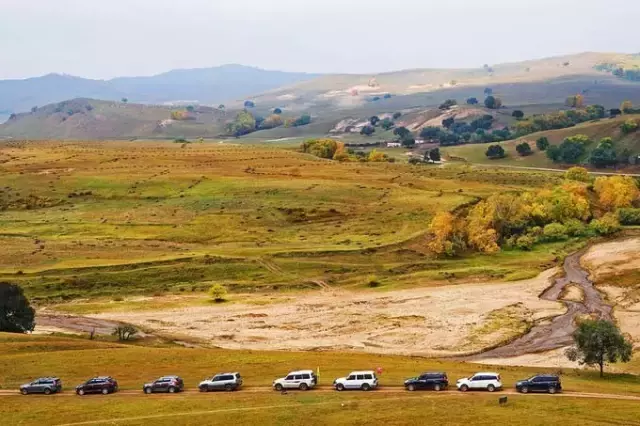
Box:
333 371 378 391
456 372 502 392
273 370 317 391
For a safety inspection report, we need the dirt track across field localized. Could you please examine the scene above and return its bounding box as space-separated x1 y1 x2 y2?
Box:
465 249 612 361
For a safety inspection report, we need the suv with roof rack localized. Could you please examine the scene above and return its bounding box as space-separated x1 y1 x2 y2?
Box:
75 376 118 395
20 377 62 395
198 373 243 392
404 372 448 391
273 370 317 391
143 376 184 394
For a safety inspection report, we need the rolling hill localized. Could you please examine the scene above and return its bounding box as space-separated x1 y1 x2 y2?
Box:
0 65 319 115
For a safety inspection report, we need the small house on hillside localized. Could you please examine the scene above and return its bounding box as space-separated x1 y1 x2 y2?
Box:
386 142 401 148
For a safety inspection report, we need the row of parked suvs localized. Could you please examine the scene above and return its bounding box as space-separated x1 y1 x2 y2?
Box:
18 371 562 395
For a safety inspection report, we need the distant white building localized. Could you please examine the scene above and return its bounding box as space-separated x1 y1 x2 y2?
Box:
386 142 401 147
415 139 426 145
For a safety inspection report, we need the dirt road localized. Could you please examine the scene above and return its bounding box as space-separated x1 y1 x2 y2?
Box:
466 249 612 360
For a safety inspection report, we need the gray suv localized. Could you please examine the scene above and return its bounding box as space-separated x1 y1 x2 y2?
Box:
20 377 62 395
198 372 243 392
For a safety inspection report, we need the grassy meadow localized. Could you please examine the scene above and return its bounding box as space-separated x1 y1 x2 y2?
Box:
0 140 572 302
4 333 640 425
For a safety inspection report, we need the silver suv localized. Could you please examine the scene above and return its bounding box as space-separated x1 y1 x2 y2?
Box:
198 373 243 392
20 377 62 395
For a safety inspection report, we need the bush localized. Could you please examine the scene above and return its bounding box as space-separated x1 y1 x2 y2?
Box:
564 219 589 237
408 157 423 165
366 275 381 288
618 208 640 225
466 97 479 105
515 234 537 251
512 110 524 119
536 137 550 151
301 139 342 159
439 99 457 110
543 223 569 241
393 112 402 120
360 125 375 136
565 167 590 182
112 325 138 341
485 144 505 159
208 284 228 303
0 283 35 333
590 213 621 235
516 142 532 156
621 119 639 134
484 96 502 109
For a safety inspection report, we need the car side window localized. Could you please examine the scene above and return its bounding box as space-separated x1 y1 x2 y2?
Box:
285 375 294 381
532 377 542 383
347 375 356 380
364 374 372 380
302 374 310 380
355 375 364 380
294 375 303 380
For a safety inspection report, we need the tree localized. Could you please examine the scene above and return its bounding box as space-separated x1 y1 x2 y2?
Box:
565 167 590 182
420 126 442 140
369 116 380 126
512 110 524 119
226 111 256 137
484 88 493 96
368 149 389 162
244 100 255 108
31 106 38 113
621 100 633 113
273 108 282 114
380 118 394 130
439 99 457 110
121 97 128 103
589 138 618 168
594 176 640 210
112 325 138 341
209 284 228 303
292 114 312 127
621 119 639 134
535 137 550 151
259 114 284 129
301 139 342 159
393 112 402 120
566 94 584 108
401 137 416 148
565 319 632 377
393 127 411 139
0 283 35 333
360 125 375 136
218 104 225 110
384 93 392 99
426 212 464 256
484 96 502 109
442 117 455 129
186 105 195 112
428 147 441 163
466 97 479 105
485 144 506 159
610 108 622 117
516 142 532 156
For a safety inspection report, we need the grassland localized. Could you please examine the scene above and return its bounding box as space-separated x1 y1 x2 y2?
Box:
443 114 640 170
4 333 640 425
0 140 572 303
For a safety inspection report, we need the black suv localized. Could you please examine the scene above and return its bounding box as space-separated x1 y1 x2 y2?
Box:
20 377 62 395
75 377 118 395
404 372 449 391
143 376 184 394
515 375 561 394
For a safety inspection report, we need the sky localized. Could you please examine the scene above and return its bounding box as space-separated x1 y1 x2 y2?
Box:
1 0 638 80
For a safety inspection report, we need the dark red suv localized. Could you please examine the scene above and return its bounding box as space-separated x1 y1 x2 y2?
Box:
75 377 118 395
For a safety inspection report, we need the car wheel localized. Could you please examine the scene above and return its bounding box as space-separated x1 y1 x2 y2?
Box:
336 383 345 392
549 387 557 394
275 384 283 392
168 387 176 394
407 384 416 392
77 389 85 396
520 386 529 394
299 383 309 391
487 385 496 392
145 387 152 394
224 384 233 392
20 389 28 395
434 384 442 392
199 386 207 392
459 384 469 392
44 388 51 395
361 383 371 391
102 388 109 395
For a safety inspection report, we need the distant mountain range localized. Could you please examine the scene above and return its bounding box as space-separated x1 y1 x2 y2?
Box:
0 65 319 114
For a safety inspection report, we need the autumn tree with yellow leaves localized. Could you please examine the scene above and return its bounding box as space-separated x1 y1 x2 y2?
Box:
594 176 640 211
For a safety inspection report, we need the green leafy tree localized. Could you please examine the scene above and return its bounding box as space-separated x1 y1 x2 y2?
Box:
392 112 402 120
0 283 35 333
485 144 506 159
516 142 532 156
393 126 411 139
401 137 416 148
380 118 394 130
112 325 138 341
484 87 493 96
208 284 228 303
610 108 622 117
244 100 255 108
512 110 524 119
428 147 441 162
621 119 639 134
360 125 375 136
370 116 380 126
484 96 502 109
466 97 479 105
535 137 550 151
273 108 282 114
226 111 256 137
121 97 128 104
565 319 632 377
439 99 457 110
442 117 454 129
186 105 195 112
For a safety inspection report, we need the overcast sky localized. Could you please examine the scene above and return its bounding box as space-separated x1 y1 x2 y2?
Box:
1 0 638 80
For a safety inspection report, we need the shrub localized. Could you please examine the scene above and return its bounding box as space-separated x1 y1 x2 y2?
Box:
565 167 590 182
516 142 532 156
367 275 381 288
485 144 505 159
590 213 621 235
439 99 457 110
543 223 569 241
301 139 342 159
564 219 588 237
618 208 640 225
536 137 550 151
466 97 479 105
515 234 536 251
512 110 524 119
208 284 228 303
360 125 375 136
484 96 502 109
112 325 138 341
621 119 639 134
408 157 423 165
393 112 402 120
